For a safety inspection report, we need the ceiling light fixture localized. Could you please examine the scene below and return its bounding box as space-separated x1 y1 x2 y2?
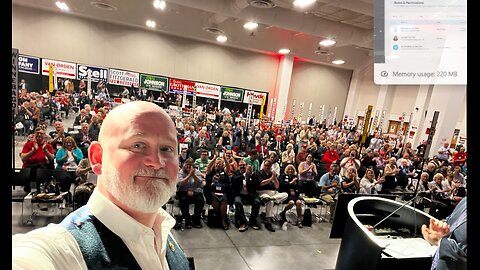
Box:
217 35 228 43
146 20 156 28
293 0 316 8
278 48 290 54
153 0 166 10
56 1 70 11
332 59 345 65
319 39 336 47
243 21 258 30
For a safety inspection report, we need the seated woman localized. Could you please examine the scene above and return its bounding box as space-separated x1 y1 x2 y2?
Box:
341 166 360 194
383 157 399 191
297 154 318 198
278 165 304 228
54 136 83 208
359 168 384 194
205 155 231 230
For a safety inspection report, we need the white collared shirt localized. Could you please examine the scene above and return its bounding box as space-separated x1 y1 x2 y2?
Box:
13 189 177 270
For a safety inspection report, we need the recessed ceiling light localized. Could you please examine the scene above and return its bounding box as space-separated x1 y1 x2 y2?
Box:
56 1 69 11
146 20 156 28
217 35 228 43
319 39 336 47
278 48 290 54
153 0 166 10
243 21 258 30
332 59 345 65
293 0 316 8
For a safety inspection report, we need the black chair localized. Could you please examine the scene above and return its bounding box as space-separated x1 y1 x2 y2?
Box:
12 168 32 224
35 168 54 191
53 169 75 204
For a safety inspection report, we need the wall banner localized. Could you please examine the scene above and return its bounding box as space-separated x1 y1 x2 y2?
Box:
243 90 267 105
140 74 168 91
221 87 244 102
169 78 195 95
41 58 76 79
77 64 109 82
108 68 140 87
195 82 220 99
18 55 40 74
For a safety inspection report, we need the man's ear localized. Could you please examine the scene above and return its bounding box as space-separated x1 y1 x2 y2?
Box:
89 141 103 175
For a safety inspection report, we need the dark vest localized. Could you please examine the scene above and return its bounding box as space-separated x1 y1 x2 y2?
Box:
60 206 190 269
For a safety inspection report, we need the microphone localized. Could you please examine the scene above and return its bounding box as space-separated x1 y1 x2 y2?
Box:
373 192 427 229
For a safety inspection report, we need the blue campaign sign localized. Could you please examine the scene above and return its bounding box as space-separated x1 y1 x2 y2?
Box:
76 64 109 82
18 55 40 74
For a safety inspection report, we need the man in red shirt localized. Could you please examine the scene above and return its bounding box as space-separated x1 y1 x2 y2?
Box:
20 127 55 192
452 146 467 167
21 127 55 169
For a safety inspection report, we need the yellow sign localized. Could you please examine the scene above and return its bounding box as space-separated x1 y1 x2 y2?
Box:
48 64 54 92
259 96 266 119
361 105 373 144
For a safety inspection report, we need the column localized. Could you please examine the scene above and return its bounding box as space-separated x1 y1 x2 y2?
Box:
274 54 294 123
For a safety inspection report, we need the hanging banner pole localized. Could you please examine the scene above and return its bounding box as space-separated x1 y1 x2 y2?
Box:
246 95 253 127
378 110 386 133
326 106 332 126
361 105 374 146
308 102 312 121
290 99 296 123
259 96 266 119
298 102 304 123
397 112 407 137
402 112 414 146
320 105 325 124
87 69 92 99
333 106 338 125
48 64 54 93
370 110 380 135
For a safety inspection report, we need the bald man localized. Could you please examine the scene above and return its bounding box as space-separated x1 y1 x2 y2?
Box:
13 101 191 270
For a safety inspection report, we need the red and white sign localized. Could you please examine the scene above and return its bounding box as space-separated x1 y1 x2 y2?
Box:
243 90 267 105
41 59 76 79
169 79 195 93
108 68 139 87
195 82 220 99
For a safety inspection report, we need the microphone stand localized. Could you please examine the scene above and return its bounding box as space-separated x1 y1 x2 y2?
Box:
373 192 424 231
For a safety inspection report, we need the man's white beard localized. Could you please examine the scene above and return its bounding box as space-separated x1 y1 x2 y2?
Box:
102 161 176 213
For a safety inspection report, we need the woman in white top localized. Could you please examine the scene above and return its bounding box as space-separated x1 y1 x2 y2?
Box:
359 168 384 194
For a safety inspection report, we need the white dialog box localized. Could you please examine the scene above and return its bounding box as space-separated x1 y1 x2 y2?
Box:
374 0 466 85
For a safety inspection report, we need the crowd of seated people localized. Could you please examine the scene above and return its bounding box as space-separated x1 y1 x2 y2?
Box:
15 85 468 231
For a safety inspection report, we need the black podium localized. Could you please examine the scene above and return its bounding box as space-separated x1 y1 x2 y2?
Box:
335 196 436 270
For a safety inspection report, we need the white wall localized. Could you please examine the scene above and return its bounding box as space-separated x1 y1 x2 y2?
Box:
286 60 353 122
12 5 279 94
349 64 467 149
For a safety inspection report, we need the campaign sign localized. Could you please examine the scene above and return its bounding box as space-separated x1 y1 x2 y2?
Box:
221 87 244 102
140 74 168 91
77 64 109 82
42 59 76 79
243 90 267 105
18 55 40 74
169 78 195 95
195 82 220 99
108 68 139 87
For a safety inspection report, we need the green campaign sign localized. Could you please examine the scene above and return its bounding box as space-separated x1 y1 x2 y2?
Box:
221 87 244 102
140 74 168 91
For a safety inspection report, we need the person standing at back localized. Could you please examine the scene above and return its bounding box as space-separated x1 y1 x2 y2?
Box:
13 101 191 270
